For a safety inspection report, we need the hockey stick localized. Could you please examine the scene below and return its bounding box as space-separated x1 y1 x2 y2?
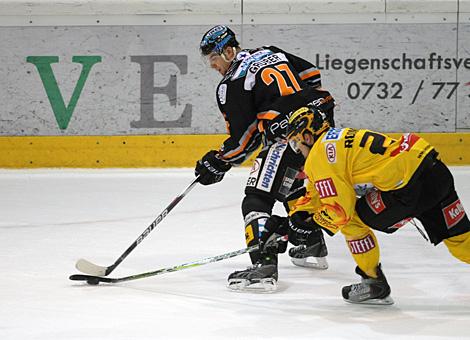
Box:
75 177 200 276
70 236 288 285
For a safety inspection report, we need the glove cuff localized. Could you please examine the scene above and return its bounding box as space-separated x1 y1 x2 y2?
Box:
210 150 232 172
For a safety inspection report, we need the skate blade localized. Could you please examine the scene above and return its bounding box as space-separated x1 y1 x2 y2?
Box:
227 278 278 293
343 295 394 306
290 256 328 270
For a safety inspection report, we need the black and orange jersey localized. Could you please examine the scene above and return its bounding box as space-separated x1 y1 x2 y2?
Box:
291 128 435 235
267 46 322 87
216 46 325 165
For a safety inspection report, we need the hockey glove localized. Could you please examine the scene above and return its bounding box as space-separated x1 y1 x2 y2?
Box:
259 215 289 255
287 211 324 246
195 150 232 186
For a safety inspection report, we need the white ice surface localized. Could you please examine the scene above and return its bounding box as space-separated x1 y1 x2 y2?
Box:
1 167 470 340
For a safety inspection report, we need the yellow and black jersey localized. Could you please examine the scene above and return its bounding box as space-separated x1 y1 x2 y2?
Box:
216 46 324 165
291 128 435 235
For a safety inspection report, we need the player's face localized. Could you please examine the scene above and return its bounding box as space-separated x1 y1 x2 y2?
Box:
289 132 314 159
297 142 312 160
205 52 231 76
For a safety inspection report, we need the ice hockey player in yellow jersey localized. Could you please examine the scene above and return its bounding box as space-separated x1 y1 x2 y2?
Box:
260 104 470 305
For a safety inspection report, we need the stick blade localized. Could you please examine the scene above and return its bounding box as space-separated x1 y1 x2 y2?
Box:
69 274 113 284
75 258 108 276
69 274 93 282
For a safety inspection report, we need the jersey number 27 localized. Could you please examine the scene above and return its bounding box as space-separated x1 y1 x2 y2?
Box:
261 63 302 96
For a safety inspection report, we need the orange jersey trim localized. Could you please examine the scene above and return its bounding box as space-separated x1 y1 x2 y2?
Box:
221 122 258 160
300 69 320 80
257 111 280 120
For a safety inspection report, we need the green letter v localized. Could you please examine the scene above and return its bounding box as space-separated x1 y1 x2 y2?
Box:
27 56 102 130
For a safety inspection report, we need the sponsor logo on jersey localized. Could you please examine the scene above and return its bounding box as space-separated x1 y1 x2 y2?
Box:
307 94 334 109
245 224 255 244
313 202 349 233
217 84 227 105
313 210 338 233
250 158 261 174
279 167 298 197
348 234 376 254
366 189 386 214
246 158 262 187
442 198 466 228
344 128 358 148
323 128 344 142
256 142 287 192
281 176 295 191
325 143 336 163
390 133 421 156
268 110 292 139
314 178 337 198
232 49 273 80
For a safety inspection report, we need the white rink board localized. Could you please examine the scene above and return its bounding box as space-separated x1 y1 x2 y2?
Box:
1 168 470 339
245 23 469 132
1 23 469 135
0 0 469 136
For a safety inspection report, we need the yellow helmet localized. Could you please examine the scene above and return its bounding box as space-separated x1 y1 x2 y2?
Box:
286 105 330 153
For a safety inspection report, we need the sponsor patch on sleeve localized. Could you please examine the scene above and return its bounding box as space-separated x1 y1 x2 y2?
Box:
390 133 420 156
365 189 386 214
442 199 466 228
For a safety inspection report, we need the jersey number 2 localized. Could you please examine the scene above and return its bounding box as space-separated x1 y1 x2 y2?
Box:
360 131 387 155
261 64 302 96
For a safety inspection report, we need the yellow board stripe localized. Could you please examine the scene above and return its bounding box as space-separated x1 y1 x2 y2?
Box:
0 133 469 168
0 135 227 168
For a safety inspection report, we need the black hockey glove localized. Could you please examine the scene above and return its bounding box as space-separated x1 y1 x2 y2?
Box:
195 150 232 186
259 215 289 255
287 211 324 246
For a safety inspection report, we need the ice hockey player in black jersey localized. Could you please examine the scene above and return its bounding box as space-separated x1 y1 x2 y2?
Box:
194 25 335 291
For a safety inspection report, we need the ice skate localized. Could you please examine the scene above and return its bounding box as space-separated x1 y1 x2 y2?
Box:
342 264 394 305
227 256 278 293
289 239 328 270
